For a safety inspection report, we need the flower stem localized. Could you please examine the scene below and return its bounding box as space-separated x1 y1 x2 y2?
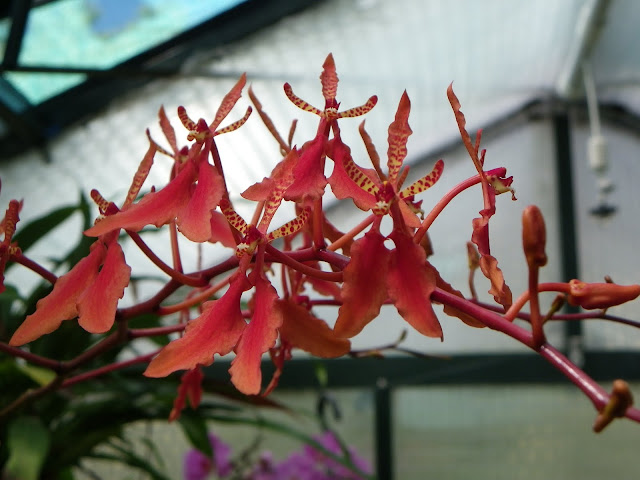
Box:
127 230 207 287
414 173 484 243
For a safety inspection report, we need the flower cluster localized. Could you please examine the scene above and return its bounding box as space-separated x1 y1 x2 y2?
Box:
2 53 640 434
184 431 371 480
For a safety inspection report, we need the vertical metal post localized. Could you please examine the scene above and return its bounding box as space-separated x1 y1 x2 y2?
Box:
375 377 393 480
552 109 584 365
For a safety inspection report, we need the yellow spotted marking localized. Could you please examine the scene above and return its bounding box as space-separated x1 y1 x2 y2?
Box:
210 73 247 131
343 154 379 195
338 95 378 119
266 207 311 242
399 159 444 199
220 199 248 235
214 106 252 136
284 83 322 116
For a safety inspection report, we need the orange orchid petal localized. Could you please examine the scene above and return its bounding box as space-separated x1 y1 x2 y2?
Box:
387 91 413 186
229 275 283 395
337 95 378 119
242 149 298 203
210 73 247 132
284 134 328 201
334 228 390 338
447 84 483 172
431 264 485 328
320 53 338 103
77 239 131 333
283 82 322 116
278 299 350 357
399 159 444 199
144 275 250 377
9 242 105 346
158 105 178 155
219 198 248 236
327 135 378 211
258 150 299 231
209 211 237 248
266 208 310 242
387 230 443 339
397 200 422 229
177 161 225 242
479 254 513 309
214 106 252 136
169 366 204 422
85 160 197 237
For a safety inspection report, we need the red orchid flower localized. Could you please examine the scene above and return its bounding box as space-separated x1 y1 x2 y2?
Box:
448 84 515 309
328 91 444 227
331 92 445 339
10 231 131 345
85 75 251 243
145 188 311 395
282 53 378 201
169 365 204 422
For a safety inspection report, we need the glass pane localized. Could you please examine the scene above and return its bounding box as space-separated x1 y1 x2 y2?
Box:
6 0 246 103
395 384 639 479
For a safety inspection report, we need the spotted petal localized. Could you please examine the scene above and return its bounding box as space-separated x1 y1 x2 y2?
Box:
387 91 413 186
327 135 379 211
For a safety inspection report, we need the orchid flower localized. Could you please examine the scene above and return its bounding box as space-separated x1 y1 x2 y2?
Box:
282 54 378 201
84 75 251 243
145 170 311 394
448 84 515 309
10 230 131 345
325 92 444 339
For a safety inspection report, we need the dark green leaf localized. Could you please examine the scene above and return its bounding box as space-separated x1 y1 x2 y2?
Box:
11 206 79 255
178 410 213 457
5 416 51 480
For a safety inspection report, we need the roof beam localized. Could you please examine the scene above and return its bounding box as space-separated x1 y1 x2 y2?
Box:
3 0 32 69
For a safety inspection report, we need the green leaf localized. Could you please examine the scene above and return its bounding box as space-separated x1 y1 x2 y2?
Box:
16 363 56 386
5 416 51 480
314 361 329 388
178 410 213 457
11 206 79 255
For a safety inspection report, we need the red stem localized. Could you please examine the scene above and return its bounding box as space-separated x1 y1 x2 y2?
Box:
12 252 58 284
126 230 207 287
414 172 488 243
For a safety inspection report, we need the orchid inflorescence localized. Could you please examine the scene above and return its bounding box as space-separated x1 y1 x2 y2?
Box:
2 54 640 433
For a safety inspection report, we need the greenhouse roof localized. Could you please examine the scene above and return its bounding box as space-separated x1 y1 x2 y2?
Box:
0 0 638 162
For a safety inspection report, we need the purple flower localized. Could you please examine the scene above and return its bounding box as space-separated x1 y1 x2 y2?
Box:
183 433 232 480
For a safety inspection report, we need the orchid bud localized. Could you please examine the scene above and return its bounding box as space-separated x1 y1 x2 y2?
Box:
522 205 547 269
567 279 640 310
593 379 634 432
